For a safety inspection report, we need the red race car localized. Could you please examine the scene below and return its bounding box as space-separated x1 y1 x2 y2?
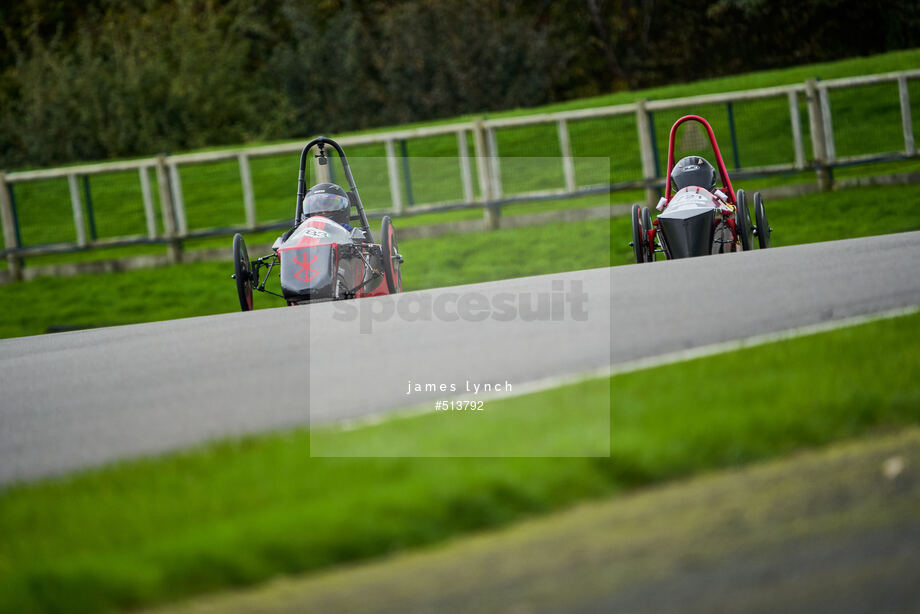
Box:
631 114 771 263
232 137 403 310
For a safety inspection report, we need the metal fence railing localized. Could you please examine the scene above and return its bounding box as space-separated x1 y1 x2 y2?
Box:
2 69 918 279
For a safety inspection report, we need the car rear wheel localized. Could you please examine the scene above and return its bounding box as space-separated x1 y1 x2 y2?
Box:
631 203 646 264
641 206 656 262
754 192 771 249
381 216 402 293
712 221 733 254
232 233 253 311
735 189 752 251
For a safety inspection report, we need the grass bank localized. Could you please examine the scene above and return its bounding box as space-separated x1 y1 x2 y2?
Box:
155 428 920 614
2 182 920 339
1 309 919 613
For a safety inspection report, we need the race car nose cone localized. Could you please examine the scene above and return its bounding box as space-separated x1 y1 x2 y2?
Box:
658 208 715 258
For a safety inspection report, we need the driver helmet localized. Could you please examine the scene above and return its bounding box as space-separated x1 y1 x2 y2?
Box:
302 183 350 226
670 156 716 192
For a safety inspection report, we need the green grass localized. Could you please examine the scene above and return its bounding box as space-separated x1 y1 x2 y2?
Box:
5 191 614 270
0 214 612 338
311 377 610 458
156 428 920 614
8 155 918 271
3 182 920 339
1 308 918 613
3 49 919 253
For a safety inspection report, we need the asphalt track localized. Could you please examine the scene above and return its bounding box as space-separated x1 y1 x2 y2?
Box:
1 231 919 485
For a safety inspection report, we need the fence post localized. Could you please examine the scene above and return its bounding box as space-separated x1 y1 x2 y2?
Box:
155 154 183 263
167 162 188 236
384 139 404 214
635 100 658 207
472 119 500 230
726 102 741 170
67 174 88 247
557 119 577 193
457 130 474 203
899 76 916 156
0 172 22 281
399 140 415 207
472 119 491 200
139 166 157 239
238 153 256 229
82 176 97 240
818 85 836 163
788 91 806 170
805 79 832 191
486 127 503 199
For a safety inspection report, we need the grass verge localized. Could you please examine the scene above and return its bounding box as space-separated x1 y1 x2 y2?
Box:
1 309 919 613
155 428 920 614
3 182 920 339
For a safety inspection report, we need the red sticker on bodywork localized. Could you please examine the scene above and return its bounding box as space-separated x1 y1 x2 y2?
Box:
292 252 319 282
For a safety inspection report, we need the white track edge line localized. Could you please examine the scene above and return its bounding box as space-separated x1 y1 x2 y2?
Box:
322 304 920 433
611 304 920 376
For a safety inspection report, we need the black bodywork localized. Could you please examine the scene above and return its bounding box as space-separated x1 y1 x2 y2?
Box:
629 115 772 264
657 207 716 259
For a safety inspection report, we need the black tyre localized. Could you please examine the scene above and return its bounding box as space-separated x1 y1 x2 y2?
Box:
641 206 656 262
630 203 645 264
754 192 771 249
381 216 402 293
713 221 733 254
232 233 253 312
735 189 752 251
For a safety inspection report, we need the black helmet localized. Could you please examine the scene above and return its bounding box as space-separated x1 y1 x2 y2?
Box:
302 183 350 226
670 156 716 192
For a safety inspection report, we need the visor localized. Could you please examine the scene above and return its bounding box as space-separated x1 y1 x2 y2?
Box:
304 193 348 215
